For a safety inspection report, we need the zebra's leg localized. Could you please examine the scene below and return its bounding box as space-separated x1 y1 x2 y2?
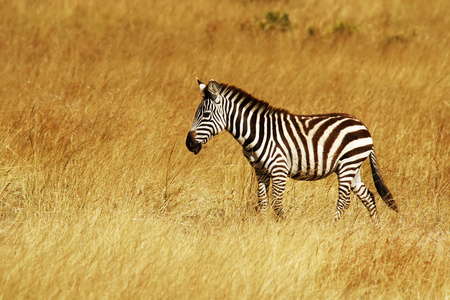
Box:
334 168 354 222
271 171 288 218
351 169 380 226
255 169 270 214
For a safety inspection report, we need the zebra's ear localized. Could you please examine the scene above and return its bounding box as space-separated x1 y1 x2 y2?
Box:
207 79 220 99
197 78 207 95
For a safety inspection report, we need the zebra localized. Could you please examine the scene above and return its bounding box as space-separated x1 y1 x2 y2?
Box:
186 79 398 224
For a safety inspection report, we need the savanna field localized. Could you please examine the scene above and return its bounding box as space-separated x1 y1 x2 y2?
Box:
0 0 449 298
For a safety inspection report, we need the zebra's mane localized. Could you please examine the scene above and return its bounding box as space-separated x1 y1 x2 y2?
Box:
219 83 290 115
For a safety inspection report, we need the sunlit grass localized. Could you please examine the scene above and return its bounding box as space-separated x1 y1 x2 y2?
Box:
0 0 449 298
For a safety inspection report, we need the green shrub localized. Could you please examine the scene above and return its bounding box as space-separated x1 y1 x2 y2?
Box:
256 11 291 32
332 21 358 35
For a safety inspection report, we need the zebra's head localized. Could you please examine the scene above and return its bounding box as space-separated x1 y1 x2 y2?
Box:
186 79 226 155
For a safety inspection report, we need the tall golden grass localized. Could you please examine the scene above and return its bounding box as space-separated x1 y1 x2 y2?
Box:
0 0 449 298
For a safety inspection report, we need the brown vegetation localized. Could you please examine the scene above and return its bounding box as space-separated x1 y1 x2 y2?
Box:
0 0 449 298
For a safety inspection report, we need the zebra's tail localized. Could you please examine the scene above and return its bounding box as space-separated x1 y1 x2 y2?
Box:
369 150 398 212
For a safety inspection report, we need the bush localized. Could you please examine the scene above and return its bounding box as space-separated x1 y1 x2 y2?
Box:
255 11 291 32
332 21 358 35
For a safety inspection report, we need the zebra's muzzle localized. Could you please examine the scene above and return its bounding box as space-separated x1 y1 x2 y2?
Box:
186 131 202 155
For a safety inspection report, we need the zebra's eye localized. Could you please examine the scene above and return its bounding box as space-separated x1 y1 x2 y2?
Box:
203 111 211 119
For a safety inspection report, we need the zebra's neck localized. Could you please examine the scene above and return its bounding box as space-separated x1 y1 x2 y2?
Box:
219 84 288 149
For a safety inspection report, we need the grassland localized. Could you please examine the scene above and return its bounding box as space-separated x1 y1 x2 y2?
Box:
0 0 449 299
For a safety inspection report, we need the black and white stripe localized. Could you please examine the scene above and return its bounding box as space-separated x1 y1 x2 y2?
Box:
186 79 397 224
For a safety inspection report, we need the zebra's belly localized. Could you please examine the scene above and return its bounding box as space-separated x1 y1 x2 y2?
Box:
243 151 335 181
288 157 337 181
289 169 334 181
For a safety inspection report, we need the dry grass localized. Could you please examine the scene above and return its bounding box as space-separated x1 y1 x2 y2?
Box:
0 0 449 299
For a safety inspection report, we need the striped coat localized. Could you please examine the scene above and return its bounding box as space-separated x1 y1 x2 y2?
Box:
186 79 397 224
